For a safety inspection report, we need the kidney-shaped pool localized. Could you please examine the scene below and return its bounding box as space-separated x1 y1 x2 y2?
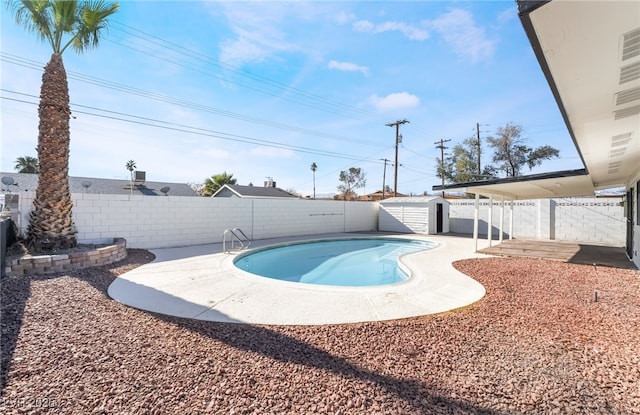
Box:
233 238 437 287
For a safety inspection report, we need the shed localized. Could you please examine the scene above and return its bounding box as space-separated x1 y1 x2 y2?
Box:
379 196 450 234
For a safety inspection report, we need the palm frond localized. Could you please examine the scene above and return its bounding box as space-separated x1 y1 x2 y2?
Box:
7 0 56 49
67 0 119 53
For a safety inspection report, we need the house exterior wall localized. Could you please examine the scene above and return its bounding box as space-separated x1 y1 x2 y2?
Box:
628 170 640 269
448 197 625 246
12 192 378 249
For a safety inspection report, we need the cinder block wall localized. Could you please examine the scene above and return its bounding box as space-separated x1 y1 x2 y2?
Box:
554 198 625 245
448 197 625 246
11 192 624 248
14 192 379 249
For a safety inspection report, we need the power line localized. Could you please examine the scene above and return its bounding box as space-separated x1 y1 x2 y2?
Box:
0 53 383 148
109 21 383 121
401 145 432 159
0 92 385 164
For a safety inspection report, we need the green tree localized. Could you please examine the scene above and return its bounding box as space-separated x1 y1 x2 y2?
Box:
14 155 39 173
8 0 119 250
337 167 366 200
439 137 497 184
486 123 559 177
203 172 237 196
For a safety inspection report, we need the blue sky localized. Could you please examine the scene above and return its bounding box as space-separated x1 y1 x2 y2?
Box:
1 0 583 197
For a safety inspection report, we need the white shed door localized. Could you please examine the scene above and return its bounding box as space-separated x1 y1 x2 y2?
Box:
402 206 429 233
379 205 429 233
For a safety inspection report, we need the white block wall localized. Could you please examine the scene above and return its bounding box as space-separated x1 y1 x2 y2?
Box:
11 192 625 248
448 197 625 246
14 192 379 249
554 198 625 245
449 199 539 238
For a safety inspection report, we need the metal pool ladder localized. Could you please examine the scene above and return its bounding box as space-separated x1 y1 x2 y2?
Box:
223 228 251 253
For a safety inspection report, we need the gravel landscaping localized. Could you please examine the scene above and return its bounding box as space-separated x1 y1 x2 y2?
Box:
1 249 638 414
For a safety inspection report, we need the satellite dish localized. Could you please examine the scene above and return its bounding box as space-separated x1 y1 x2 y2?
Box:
1 177 15 186
81 181 92 189
160 186 170 196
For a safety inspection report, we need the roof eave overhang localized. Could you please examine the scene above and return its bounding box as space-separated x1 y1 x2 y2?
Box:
516 0 640 191
516 0 588 172
432 168 594 200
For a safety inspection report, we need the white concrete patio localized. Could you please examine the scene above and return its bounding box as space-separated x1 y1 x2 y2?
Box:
107 233 491 325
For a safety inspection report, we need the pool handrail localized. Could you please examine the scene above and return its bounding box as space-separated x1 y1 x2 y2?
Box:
223 228 251 253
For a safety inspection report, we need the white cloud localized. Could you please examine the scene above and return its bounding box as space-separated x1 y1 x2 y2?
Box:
353 19 429 41
327 60 370 77
427 9 495 62
497 8 517 25
216 3 298 66
334 11 355 25
369 92 420 112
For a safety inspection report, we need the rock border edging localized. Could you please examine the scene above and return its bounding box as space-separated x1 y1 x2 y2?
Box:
5 238 127 277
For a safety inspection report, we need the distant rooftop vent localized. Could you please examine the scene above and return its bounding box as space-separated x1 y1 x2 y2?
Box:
264 177 276 188
133 170 146 184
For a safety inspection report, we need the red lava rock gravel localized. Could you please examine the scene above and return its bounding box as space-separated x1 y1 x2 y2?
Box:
1 249 639 414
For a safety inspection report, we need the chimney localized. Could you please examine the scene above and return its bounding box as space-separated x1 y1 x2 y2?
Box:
264 177 276 188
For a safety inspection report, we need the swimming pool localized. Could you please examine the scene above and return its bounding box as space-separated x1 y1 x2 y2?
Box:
233 238 437 286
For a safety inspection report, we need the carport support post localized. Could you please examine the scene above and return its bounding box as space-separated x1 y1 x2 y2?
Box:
473 193 479 252
509 199 514 240
487 196 493 247
499 196 504 243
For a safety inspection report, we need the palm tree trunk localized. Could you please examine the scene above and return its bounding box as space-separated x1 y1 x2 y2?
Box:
27 53 76 250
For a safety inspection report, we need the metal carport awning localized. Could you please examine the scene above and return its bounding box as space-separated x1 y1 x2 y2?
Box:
432 169 595 251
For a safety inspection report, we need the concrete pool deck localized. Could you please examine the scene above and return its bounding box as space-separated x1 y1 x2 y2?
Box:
107 233 492 325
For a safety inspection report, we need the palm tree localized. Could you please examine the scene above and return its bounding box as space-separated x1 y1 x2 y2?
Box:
125 160 137 181
203 172 237 196
8 0 119 250
310 162 317 199
14 156 39 173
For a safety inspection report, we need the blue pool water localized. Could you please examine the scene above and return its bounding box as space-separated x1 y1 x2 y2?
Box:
233 238 436 286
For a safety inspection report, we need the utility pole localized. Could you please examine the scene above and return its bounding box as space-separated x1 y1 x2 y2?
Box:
476 123 482 177
386 119 409 197
475 123 489 179
434 138 451 197
380 158 391 200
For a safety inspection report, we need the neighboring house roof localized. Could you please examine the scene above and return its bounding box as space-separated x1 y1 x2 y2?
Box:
358 190 409 200
380 196 448 204
434 1 640 199
0 172 199 197
212 184 298 199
